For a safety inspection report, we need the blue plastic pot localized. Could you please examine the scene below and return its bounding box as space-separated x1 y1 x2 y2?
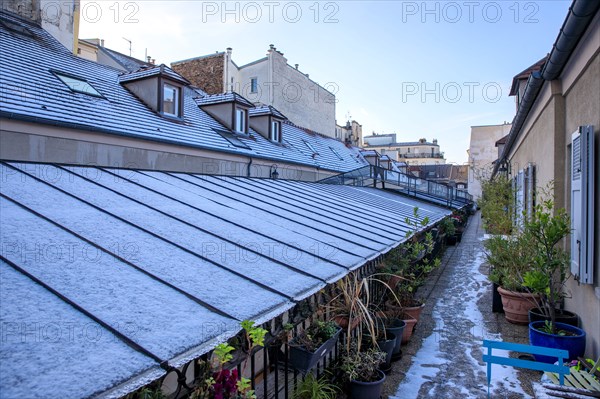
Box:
528 321 586 363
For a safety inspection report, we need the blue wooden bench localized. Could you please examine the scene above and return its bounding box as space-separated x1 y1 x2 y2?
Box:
482 340 571 398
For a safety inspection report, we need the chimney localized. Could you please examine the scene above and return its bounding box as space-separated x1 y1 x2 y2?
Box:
295 64 299 69
433 139 438 145
147 56 151 63
100 39 104 47
151 58 155 65
226 47 232 55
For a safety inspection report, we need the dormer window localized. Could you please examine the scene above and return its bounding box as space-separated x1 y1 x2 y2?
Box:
271 120 281 142
235 108 247 133
163 83 180 117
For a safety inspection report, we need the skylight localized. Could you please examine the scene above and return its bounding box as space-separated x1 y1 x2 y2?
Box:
52 72 103 97
303 140 319 155
0 18 34 37
213 128 251 149
329 146 344 160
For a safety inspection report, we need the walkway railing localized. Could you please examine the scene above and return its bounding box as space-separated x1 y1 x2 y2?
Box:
319 165 473 208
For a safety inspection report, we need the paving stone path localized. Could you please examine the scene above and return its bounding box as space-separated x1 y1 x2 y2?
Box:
385 212 537 399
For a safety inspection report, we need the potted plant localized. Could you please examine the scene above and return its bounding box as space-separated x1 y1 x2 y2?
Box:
384 318 406 361
479 176 514 235
190 320 267 399
520 199 586 363
362 328 397 373
292 373 338 399
341 344 386 399
439 217 456 245
484 233 539 324
289 320 341 372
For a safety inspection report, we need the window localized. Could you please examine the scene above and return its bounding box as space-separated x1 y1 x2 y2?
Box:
271 120 281 142
163 84 180 117
570 126 595 284
407 148 410 153
330 147 344 160
213 128 251 149
53 72 103 97
235 108 247 133
250 78 258 93
303 140 318 156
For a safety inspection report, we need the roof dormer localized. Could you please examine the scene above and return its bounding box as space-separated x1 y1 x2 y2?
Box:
119 64 190 120
194 92 254 134
248 105 287 143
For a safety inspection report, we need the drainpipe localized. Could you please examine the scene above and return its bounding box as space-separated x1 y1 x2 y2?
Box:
542 0 600 80
493 0 599 178
247 157 253 177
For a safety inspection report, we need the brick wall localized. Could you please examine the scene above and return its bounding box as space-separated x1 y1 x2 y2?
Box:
171 54 224 94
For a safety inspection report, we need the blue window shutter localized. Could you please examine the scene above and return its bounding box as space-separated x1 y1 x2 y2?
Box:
571 130 582 277
580 125 595 284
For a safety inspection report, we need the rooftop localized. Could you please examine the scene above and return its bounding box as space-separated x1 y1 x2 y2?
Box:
0 160 451 397
0 11 366 173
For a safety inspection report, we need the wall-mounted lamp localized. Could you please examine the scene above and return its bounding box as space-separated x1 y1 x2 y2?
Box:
270 164 279 180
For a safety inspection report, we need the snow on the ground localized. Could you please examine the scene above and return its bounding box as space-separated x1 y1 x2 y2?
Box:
392 245 531 399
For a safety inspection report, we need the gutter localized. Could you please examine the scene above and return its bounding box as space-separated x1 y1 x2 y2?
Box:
493 0 599 177
0 112 347 174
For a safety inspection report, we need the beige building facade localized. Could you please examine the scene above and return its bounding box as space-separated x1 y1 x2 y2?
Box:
172 45 336 137
363 134 446 165
467 122 512 200
496 2 599 357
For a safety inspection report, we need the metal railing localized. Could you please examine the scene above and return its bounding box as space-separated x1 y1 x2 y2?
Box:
319 165 473 207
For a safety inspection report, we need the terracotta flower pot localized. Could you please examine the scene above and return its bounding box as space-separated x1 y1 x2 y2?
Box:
401 315 417 344
497 286 539 325
333 315 361 330
403 302 425 322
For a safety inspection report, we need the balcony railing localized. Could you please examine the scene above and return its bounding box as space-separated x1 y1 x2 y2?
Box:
318 165 473 207
399 153 445 159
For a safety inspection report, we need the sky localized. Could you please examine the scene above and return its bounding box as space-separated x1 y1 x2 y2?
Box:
79 0 572 164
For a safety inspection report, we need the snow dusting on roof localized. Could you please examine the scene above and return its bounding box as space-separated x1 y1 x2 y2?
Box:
0 161 451 397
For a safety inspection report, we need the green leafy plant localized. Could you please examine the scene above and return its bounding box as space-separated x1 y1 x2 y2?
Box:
290 320 339 352
484 234 536 291
479 176 515 235
521 198 571 335
136 387 166 399
340 343 386 383
191 320 267 399
439 217 456 237
293 373 338 399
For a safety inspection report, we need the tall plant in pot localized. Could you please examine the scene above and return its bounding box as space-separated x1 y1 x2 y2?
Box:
521 199 586 362
479 176 514 235
484 232 539 324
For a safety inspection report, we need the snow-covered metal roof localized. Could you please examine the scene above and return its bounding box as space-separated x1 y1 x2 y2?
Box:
0 161 451 397
118 64 191 85
194 92 255 108
0 11 367 173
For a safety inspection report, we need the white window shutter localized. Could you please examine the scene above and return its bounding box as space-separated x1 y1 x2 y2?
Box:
570 126 595 284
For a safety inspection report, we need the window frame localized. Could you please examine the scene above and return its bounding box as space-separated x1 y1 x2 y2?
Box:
235 107 248 134
51 70 104 98
250 77 258 93
162 83 181 118
270 120 281 142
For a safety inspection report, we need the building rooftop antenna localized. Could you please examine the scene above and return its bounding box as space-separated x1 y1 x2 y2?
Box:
123 37 132 56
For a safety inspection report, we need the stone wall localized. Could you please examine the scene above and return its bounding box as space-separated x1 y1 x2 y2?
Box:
172 54 224 94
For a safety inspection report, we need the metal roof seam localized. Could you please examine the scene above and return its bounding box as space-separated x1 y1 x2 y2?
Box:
195 175 389 248
212 176 402 239
82 166 333 283
6 162 296 301
168 172 381 252
237 178 409 234
128 170 355 267
0 232 165 365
